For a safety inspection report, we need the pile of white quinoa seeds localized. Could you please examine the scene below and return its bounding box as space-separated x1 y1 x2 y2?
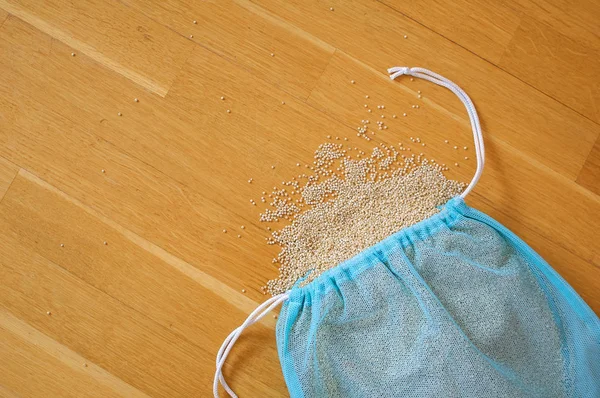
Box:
259 136 466 295
227 87 470 295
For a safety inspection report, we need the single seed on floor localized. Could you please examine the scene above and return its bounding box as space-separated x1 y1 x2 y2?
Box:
393 114 397 118
71 52 76 57
464 157 469 160
117 112 122 116
270 53 275 57
329 7 334 11
368 109 372 113
351 80 355 84
365 95 369 99
134 98 139 102
241 225 245 229
403 35 408 39
418 90 421 94
453 146 458 149
220 96 225 100
455 163 459 166
47 311 51 315
60 243 64 247
101 169 105 173
444 140 449 143
189 35 193 38
237 234 242 238
226 109 231 113
463 146 468 150
242 289 246 293
103 241 108 245
418 95 422 99
403 113 407 117
223 229 227 233
193 20 197 24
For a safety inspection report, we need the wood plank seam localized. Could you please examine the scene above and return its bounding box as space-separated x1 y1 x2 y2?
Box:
118 0 336 102
0 307 151 398
0 1 171 97
373 0 600 128
15 168 274 326
0 166 18 205
576 134 600 189
0 10 8 29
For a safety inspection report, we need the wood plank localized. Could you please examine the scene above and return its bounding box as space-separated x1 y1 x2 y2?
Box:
0 156 18 201
0 0 194 96
380 0 600 122
0 221 284 397
121 0 335 99
379 0 521 64
499 16 600 122
577 135 600 197
0 171 275 347
0 385 20 398
0 16 347 294
0 8 8 26
0 310 149 398
510 0 600 46
250 0 599 180
307 51 600 269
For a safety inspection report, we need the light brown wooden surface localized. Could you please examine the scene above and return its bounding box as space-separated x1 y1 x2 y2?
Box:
0 1 598 396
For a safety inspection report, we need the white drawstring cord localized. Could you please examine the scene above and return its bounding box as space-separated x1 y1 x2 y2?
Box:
214 292 290 398
388 67 485 199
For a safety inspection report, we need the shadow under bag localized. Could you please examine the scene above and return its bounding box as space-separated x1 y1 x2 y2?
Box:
215 67 600 398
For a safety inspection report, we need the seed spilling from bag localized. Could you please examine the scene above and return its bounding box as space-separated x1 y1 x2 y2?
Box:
261 142 465 295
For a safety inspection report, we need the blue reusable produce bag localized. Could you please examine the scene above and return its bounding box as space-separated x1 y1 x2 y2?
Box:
214 67 600 398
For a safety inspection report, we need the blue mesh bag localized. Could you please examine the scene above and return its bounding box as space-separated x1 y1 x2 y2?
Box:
214 67 600 398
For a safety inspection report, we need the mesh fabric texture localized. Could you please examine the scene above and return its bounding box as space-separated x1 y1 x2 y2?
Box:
276 197 600 397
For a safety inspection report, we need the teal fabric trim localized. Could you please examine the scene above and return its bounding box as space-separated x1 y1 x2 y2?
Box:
285 197 465 306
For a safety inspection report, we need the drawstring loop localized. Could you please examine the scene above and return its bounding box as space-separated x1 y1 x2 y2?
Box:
387 67 484 199
214 292 290 397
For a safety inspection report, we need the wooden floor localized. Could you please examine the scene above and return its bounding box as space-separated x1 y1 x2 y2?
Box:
0 0 599 396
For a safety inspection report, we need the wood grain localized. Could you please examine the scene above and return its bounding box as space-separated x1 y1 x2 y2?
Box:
121 0 335 99
0 0 599 396
0 156 17 201
380 0 521 64
250 0 599 180
577 135 600 197
499 16 600 122
1 310 150 398
380 0 600 122
0 0 194 96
